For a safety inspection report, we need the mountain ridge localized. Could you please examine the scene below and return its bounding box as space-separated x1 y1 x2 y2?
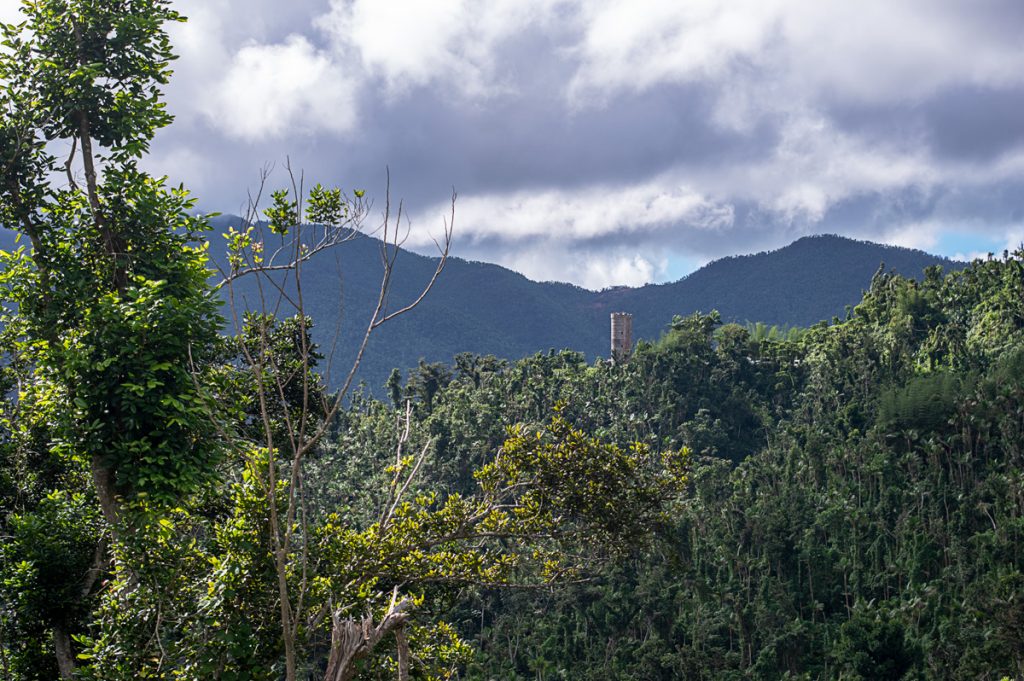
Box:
0 223 969 392
205 218 967 391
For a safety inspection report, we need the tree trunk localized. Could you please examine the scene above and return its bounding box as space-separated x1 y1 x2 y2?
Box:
277 545 297 681
324 595 411 681
53 624 75 679
395 625 410 681
91 456 120 527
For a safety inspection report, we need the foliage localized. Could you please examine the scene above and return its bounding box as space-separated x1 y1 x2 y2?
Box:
2 2 1023 680
0 1 225 676
318 253 1024 680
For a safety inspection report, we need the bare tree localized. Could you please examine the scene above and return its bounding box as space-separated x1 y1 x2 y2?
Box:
221 164 453 680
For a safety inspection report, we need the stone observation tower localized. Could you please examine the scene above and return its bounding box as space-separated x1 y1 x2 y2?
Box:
610 312 633 362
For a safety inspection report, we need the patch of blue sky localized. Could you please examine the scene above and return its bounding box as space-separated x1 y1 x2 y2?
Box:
662 253 703 283
933 231 1006 261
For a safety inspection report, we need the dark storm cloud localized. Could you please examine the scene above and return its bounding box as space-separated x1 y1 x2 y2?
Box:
925 87 1024 162
343 80 777 205
826 87 1024 164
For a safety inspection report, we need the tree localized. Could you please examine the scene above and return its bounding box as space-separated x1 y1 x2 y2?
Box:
1 0 223 675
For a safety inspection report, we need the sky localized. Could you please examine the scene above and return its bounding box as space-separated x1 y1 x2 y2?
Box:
7 0 1024 289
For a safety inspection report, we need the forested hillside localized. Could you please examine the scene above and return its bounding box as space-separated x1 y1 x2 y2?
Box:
212 214 965 392
324 254 1024 679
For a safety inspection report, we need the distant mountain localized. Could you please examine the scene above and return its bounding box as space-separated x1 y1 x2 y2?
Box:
211 222 966 392
0 222 966 393
595 234 970 343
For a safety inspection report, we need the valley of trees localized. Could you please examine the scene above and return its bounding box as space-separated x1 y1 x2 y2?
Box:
2 2 1023 680
369 255 1024 679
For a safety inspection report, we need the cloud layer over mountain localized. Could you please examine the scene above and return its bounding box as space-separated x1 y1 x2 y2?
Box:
15 0 1022 287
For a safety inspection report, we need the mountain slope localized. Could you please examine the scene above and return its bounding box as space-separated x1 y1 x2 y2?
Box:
595 234 965 342
0 223 966 392
214 222 966 391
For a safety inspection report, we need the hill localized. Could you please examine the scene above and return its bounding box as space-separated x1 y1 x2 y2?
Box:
208 220 966 392
0 224 965 391
597 234 968 342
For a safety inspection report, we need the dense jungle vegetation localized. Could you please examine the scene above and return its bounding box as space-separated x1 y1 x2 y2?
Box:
2 2 1023 680
331 256 1024 680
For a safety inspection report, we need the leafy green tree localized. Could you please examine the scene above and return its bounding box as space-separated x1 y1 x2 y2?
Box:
0 0 224 674
409 360 453 414
0 0 224 517
831 610 922 680
386 368 403 409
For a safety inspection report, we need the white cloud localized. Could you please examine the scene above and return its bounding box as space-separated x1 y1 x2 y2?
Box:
163 3 234 126
495 244 667 289
402 176 736 288
145 146 216 194
567 0 780 105
875 221 942 252
411 177 732 246
568 0 1024 112
951 250 991 262
867 219 1024 262
746 112 936 222
997 225 1024 254
237 0 1024 116
174 0 332 46
775 1 1024 102
317 0 566 98
0 2 24 25
204 35 358 140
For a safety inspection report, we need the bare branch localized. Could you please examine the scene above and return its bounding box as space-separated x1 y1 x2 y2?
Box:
223 166 455 681
374 192 453 327
63 136 80 192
